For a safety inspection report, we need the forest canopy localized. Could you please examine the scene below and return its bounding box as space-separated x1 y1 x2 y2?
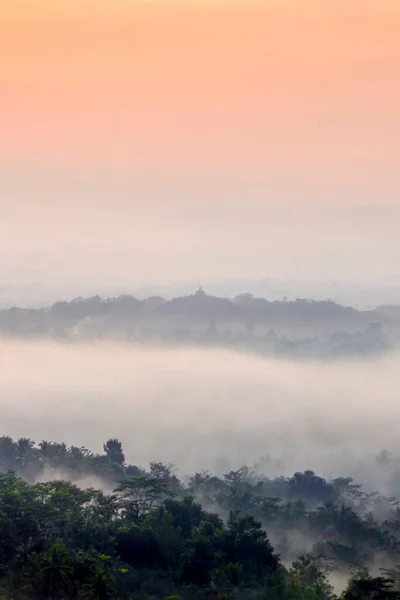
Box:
2 434 400 600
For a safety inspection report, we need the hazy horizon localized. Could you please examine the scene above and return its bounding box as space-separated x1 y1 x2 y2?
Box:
2 0 400 291
1 201 400 291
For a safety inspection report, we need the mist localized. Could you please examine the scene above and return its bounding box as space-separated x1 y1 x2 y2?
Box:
2 177 400 292
1 339 399 485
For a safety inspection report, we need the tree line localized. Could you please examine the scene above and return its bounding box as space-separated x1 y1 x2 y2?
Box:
2 436 400 599
0 290 393 359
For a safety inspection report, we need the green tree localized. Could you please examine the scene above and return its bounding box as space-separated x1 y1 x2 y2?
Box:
342 576 400 600
115 476 174 522
103 439 125 466
289 555 335 600
224 511 278 579
27 542 73 600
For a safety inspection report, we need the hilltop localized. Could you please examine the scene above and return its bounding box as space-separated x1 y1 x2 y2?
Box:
0 289 397 359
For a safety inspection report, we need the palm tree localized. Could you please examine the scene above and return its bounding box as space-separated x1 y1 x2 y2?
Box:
79 568 116 600
0 569 30 600
27 543 72 600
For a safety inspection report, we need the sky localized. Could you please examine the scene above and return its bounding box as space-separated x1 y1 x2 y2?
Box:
1 0 400 290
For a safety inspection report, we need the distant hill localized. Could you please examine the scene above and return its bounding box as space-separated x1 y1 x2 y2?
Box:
159 288 241 319
3 279 400 310
0 290 396 359
375 305 400 318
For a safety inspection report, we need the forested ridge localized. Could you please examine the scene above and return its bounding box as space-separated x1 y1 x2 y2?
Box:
2 435 400 599
0 290 398 358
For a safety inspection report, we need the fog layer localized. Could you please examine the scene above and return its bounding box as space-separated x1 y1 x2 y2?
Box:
0 340 397 480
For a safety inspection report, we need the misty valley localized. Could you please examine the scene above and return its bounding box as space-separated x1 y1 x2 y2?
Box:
0 290 400 600
2 292 400 599
3 0 398 596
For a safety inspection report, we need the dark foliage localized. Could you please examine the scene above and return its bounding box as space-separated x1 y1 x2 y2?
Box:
2 435 400 599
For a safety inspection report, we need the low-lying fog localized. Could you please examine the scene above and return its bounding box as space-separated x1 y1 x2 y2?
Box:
0 340 398 486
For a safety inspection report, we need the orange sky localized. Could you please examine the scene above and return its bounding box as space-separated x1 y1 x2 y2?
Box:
1 0 399 183
1 1 400 287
